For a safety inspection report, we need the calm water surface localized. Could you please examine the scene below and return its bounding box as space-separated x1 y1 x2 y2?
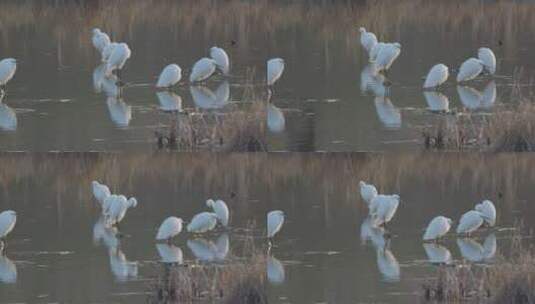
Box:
0 153 533 303
0 1 535 151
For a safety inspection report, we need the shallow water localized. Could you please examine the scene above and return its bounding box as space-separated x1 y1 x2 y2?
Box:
0 1 535 151
0 153 533 303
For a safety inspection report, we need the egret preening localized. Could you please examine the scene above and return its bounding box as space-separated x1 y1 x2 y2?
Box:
359 181 378 205
156 216 183 242
92 181 111 205
105 196 138 226
267 103 286 133
369 42 386 63
369 194 400 226
424 91 450 112
106 43 131 77
267 58 285 86
189 58 217 83
456 210 487 235
156 64 182 88
101 42 118 63
423 64 449 89
0 58 17 91
210 47 230 75
92 28 111 54
475 200 496 227
359 27 378 55
187 212 218 233
0 210 16 246
206 199 229 227
375 43 401 72
423 216 452 241
267 210 285 244
423 243 452 265
456 58 484 82
478 47 496 75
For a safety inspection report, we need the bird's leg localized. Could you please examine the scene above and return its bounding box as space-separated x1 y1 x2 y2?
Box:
267 238 273 254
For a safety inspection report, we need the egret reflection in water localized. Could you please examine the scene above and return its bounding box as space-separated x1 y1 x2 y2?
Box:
0 103 17 131
267 255 285 285
187 233 229 263
0 254 16 284
374 96 401 129
457 81 497 110
109 247 138 282
156 244 184 264
93 217 120 249
376 248 400 282
423 91 450 112
267 103 285 133
456 233 497 262
106 96 132 127
423 243 453 265
156 91 183 113
360 217 387 249
360 64 388 97
190 81 230 110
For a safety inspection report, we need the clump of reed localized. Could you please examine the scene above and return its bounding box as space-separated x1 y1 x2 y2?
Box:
422 229 535 303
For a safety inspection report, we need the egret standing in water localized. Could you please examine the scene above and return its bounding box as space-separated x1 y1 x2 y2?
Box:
359 181 378 205
267 58 285 87
423 64 449 89
456 58 484 82
267 210 285 248
105 196 138 226
369 42 386 63
0 58 17 92
359 27 378 55
456 210 488 235
369 194 400 227
210 47 230 75
0 210 16 246
206 199 230 227
375 43 401 73
101 42 118 63
156 64 182 89
475 200 496 227
478 47 496 75
92 28 111 54
156 216 183 242
186 212 218 233
423 216 452 241
106 43 131 78
189 58 217 83
92 181 111 205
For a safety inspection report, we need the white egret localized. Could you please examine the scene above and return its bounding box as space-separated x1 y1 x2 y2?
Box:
156 244 183 264
267 210 285 239
106 43 131 76
106 96 131 127
423 64 449 89
186 212 218 233
457 85 482 110
423 243 452 265
106 196 138 226
109 248 138 281
359 27 378 54
157 91 183 112
102 194 118 215
375 43 401 72
370 194 400 226
101 42 118 63
0 58 17 89
0 103 17 131
206 199 229 227
210 47 230 75
369 42 386 63
267 103 286 133
374 96 401 129
267 58 285 86
189 58 217 83
0 255 16 283
0 210 16 242
156 64 182 88
456 58 484 82
423 216 452 241
475 200 496 227
481 81 497 109
187 238 218 262
376 248 400 282
156 216 183 241
267 255 285 285
92 181 111 205
92 28 111 53
478 47 496 75
359 181 378 205
456 210 486 235
424 91 450 112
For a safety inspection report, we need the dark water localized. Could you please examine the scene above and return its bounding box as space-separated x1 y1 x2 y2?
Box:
0 1 534 151
0 153 533 303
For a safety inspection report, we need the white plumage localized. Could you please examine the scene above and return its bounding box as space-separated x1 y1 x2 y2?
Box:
423 216 452 241
424 91 450 112
93 217 120 249
210 47 230 75
156 244 183 264
0 210 16 239
374 96 401 129
360 64 388 97
109 248 138 281
369 42 385 63
267 255 285 285
267 58 285 86
101 42 118 63
423 64 449 89
190 82 230 110
187 212 218 233
0 103 17 131
157 91 183 112
267 104 286 133
0 255 16 283
106 43 131 75
156 64 182 88
359 181 378 205
478 47 496 75
92 181 111 205
456 58 484 82
481 81 497 108
360 217 387 249
475 200 496 227
376 248 400 282
0 58 17 86
456 238 484 262
457 85 482 110
187 238 218 262
375 43 401 71
106 196 137 225
106 96 132 127
456 210 485 234
267 210 285 238
423 243 452 265
92 28 111 53
359 27 378 54
189 58 217 82
102 194 118 215
206 199 230 227
483 233 497 260
369 194 400 226
156 216 183 240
